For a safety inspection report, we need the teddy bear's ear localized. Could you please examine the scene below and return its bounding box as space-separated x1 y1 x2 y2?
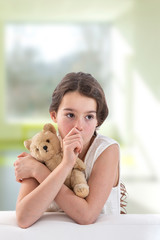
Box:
43 123 56 134
24 139 32 150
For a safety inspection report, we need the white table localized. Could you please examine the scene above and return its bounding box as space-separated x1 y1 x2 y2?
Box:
0 211 160 240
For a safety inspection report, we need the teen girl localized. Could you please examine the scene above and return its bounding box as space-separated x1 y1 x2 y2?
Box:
14 72 124 228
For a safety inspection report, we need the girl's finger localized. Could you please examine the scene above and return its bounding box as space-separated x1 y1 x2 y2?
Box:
17 152 28 158
16 177 23 183
63 137 83 150
64 131 83 145
70 141 83 154
66 127 81 137
63 135 82 144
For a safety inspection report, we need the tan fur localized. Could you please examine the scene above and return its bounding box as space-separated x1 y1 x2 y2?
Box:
24 123 89 198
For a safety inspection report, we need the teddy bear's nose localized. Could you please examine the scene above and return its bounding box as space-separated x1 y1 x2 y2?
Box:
43 145 48 151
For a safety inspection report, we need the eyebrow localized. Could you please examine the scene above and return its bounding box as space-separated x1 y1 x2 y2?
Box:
63 108 97 114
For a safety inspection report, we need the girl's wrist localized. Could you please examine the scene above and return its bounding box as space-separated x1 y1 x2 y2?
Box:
32 161 40 180
32 162 50 183
61 157 75 172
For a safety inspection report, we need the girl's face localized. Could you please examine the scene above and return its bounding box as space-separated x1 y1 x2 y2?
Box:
50 91 98 148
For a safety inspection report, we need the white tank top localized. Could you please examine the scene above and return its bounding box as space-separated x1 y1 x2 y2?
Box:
84 134 120 215
47 134 120 214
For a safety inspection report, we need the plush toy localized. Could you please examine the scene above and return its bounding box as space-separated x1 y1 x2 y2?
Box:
24 123 89 198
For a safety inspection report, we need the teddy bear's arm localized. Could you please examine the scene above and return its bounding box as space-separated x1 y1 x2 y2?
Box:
73 158 86 171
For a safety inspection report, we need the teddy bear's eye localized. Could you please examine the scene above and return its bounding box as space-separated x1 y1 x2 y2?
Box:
46 139 50 143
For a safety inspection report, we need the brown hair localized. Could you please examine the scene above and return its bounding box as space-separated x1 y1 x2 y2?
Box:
49 72 109 127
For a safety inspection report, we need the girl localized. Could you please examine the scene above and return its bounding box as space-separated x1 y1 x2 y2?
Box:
14 72 124 228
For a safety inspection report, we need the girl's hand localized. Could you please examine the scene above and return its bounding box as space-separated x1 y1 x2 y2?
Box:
62 127 83 168
14 152 40 183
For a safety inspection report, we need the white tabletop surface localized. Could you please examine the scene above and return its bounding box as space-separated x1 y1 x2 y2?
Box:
0 211 160 240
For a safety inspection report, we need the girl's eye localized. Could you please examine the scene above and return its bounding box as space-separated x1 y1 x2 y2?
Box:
86 115 94 120
46 139 50 143
66 113 74 118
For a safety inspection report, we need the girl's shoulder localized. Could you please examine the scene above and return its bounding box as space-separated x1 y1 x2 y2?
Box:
92 134 119 149
84 134 120 180
85 134 119 163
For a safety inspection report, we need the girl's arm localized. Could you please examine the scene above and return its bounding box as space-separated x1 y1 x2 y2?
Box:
16 160 73 228
15 127 83 228
17 143 119 227
15 128 119 227
54 143 119 225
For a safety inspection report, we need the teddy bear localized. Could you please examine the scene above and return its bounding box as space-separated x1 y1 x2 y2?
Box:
24 123 89 198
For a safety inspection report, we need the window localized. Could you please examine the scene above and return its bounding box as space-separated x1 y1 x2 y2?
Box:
5 23 111 123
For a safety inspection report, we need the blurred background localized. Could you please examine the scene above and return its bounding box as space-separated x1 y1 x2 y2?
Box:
0 0 160 213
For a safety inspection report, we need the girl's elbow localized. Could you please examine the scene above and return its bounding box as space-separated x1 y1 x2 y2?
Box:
76 213 97 225
16 212 32 229
77 218 96 225
18 222 30 229
78 219 95 225
16 217 29 229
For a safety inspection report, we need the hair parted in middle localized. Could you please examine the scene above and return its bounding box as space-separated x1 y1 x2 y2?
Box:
49 72 109 127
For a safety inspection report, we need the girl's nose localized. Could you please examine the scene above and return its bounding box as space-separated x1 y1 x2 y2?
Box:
75 119 83 131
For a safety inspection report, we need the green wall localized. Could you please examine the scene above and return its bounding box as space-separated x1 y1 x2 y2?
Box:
0 0 160 144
